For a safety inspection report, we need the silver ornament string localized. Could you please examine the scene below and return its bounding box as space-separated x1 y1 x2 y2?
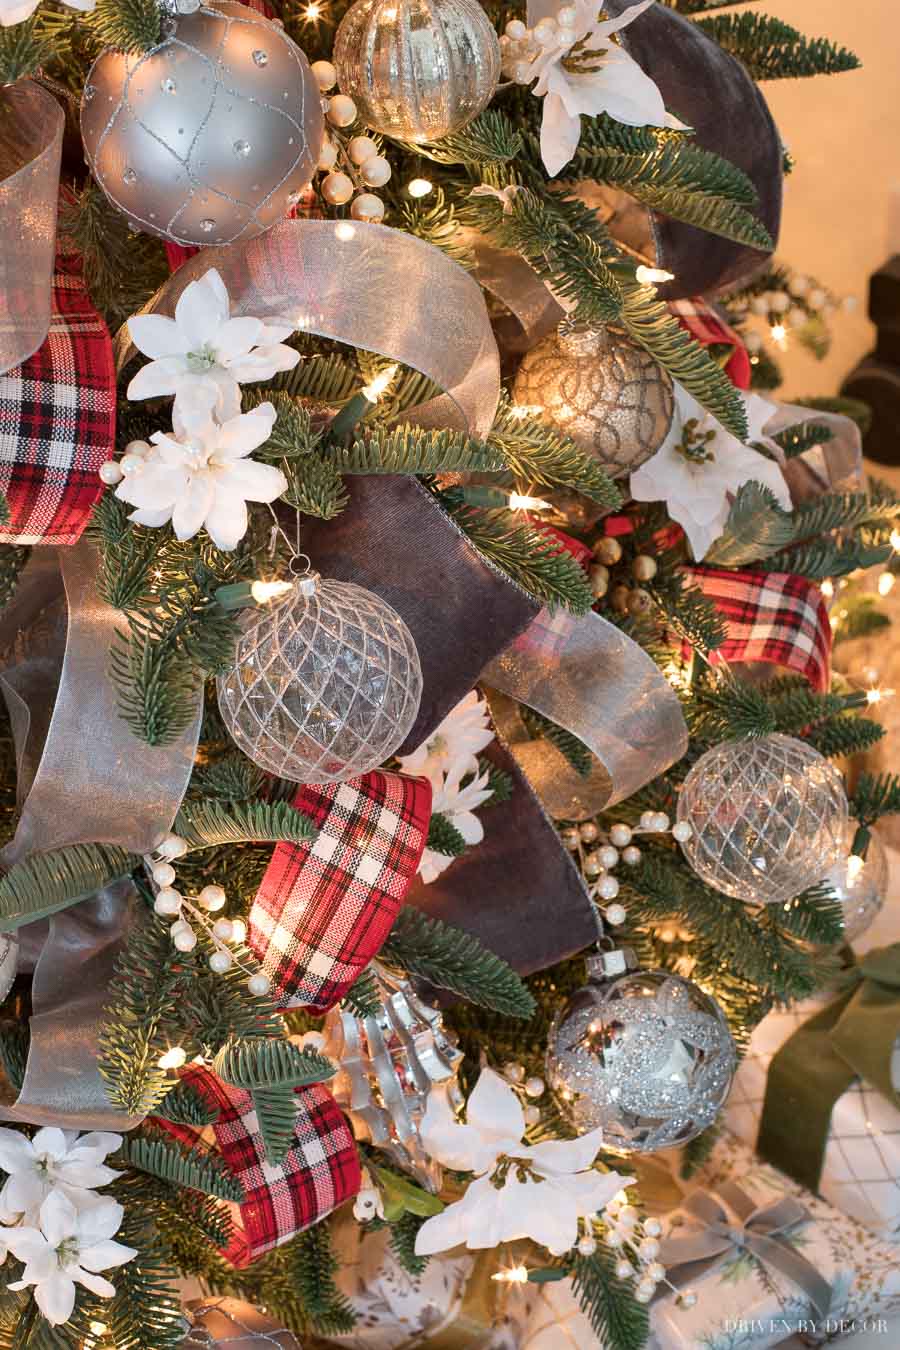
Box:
181 1300 292 1347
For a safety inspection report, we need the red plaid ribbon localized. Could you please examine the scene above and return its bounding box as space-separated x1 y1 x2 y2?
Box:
249 770 432 1012
0 252 114 546
685 565 831 691
156 1068 361 1266
669 296 751 391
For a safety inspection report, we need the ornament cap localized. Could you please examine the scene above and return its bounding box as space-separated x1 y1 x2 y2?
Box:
557 320 610 358
587 947 638 981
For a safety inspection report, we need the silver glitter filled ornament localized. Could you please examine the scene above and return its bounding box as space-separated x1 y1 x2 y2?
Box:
676 733 848 906
546 952 736 1153
512 322 675 478
0 934 17 1004
322 962 464 1189
80 1 324 246
217 574 422 783
333 0 500 143
819 823 888 947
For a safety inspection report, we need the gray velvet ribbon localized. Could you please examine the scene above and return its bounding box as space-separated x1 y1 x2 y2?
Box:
0 539 201 1128
659 1180 833 1319
116 218 501 439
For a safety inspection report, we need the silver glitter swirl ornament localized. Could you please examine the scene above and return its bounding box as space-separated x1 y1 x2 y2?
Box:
216 574 422 784
333 0 501 143
512 322 675 478
546 953 736 1153
676 733 848 906
80 1 324 247
321 962 464 1189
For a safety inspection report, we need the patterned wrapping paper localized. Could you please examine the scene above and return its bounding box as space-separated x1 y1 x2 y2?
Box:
248 771 432 1013
158 1069 361 1267
723 855 900 1245
0 252 114 545
650 1133 900 1350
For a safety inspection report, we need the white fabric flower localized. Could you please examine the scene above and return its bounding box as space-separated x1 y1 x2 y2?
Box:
629 385 792 561
6 1191 136 1326
398 691 494 789
417 764 494 884
0 0 92 27
127 268 299 419
414 1069 631 1256
0 1128 121 1221
524 0 686 177
115 381 287 550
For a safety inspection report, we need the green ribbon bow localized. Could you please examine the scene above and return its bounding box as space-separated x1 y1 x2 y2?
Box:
757 943 900 1193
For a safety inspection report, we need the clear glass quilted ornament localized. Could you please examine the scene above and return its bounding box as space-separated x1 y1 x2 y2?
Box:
676 732 848 905
217 576 422 783
546 956 736 1154
819 822 888 947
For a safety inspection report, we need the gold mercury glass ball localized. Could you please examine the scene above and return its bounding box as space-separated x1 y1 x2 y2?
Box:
333 0 500 143
512 323 675 478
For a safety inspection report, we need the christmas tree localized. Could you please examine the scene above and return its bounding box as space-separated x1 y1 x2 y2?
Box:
0 0 896 1345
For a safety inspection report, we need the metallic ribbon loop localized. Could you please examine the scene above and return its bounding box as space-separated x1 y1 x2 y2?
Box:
0 81 64 376
483 606 688 811
116 218 501 439
768 401 865 504
0 540 201 1127
659 1180 832 1319
461 227 564 352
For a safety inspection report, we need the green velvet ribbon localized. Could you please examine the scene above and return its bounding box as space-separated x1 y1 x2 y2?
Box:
757 943 900 1192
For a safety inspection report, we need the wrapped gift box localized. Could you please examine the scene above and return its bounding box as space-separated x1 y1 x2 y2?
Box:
724 861 900 1243
650 1133 900 1350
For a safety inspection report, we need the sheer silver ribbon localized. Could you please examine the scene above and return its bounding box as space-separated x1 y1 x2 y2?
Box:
0 539 201 1128
0 81 64 376
658 1180 832 1319
116 218 501 439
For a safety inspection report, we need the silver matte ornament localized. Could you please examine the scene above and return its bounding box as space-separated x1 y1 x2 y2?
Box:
322 962 464 1188
333 0 500 143
80 1 324 247
546 955 736 1153
676 733 848 906
512 322 675 478
217 574 422 784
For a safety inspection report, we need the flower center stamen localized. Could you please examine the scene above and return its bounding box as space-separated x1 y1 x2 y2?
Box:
186 343 218 373
675 417 717 464
490 1154 543 1189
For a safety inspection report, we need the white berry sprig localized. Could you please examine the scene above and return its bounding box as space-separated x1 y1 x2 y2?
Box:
146 833 271 997
311 60 391 223
561 813 693 930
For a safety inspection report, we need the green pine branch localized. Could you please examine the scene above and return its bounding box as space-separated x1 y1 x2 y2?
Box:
704 481 795 567
489 397 623 506
0 843 136 932
188 753 267 803
340 968 383 1018
283 454 350 520
571 1246 650 1350
290 1224 357 1335
389 1212 430 1276
103 1188 185 1350
397 187 473 264
87 0 162 54
119 1135 245 1202
578 115 758 206
153 1079 220 1127
382 907 536 1017
772 421 834 459
333 423 505 475
649 566 728 653
696 13 860 80
451 505 594 614
806 716 885 758
427 812 469 857
0 545 28 614
849 772 900 827
0 15 60 84
412 108 523 166
760 538 892 580
272 352 361 404
173 799 316 850
60 182 168 328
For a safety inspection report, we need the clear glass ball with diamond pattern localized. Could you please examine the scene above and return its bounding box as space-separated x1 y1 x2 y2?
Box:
511 321 674 477
217 577 422 783
676 733 848 905
546 969 736 1153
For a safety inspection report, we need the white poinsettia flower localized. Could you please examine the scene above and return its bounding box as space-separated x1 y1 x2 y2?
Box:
416 764 494 885
6 1191 136 1327
629 385 791 561
0 1128 122 1220
127 268 299 419
398 691 494 789
414 1069 632 1256
114 381 287 551
504 0 685 178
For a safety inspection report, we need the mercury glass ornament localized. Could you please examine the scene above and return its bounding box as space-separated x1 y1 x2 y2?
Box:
546 957 736 1153
676 733 848 906
333 0 500 143
512 322 675 478
217 574 422 783
821 824 888 946
80 1 324 246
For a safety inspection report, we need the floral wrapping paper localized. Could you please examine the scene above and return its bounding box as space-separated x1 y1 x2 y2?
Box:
650 1133 900 1350
723 864 900 1244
